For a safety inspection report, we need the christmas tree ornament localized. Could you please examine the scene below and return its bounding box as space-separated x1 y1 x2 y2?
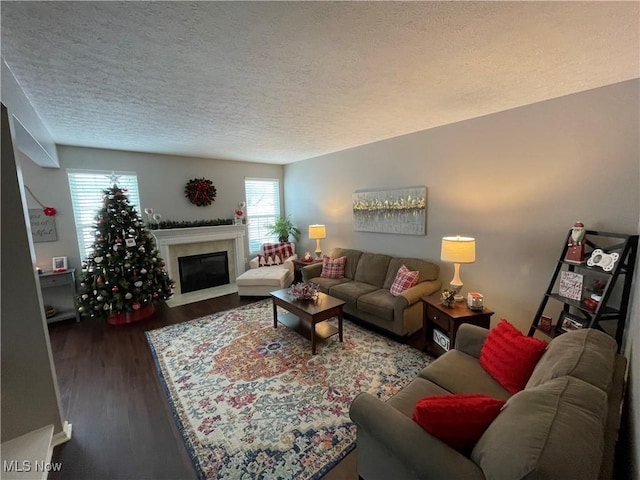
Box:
134 280 143 287
125 292 133 300
112 286 119 293
140 268 147 274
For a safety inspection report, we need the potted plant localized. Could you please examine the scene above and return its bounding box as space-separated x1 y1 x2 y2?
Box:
268 216 301 243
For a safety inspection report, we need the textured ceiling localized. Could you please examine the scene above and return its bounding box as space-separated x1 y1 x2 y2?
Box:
1 1 638 165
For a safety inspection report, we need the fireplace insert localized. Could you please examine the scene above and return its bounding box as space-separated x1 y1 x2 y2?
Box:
178 251 229 294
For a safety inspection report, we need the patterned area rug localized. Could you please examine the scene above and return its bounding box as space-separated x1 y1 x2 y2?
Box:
146 299 430 479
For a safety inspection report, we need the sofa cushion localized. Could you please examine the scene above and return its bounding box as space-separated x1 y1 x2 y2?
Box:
320 255 346 279
413 394 506 455
310 276 351 294
480 319 548 394
330 281 378 304
471 376 607 480
419 350 511 400
390 264 420 296
383 257 441 289
526 328 617 392
387 377 451 418
329 248 363 279
357 289 395 322
354 253 392 288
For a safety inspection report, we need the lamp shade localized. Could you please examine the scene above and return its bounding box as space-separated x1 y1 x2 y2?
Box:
441 236 476 264
308 224 327 240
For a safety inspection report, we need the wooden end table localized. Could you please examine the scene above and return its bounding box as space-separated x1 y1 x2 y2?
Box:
422 293 494 357
270 289 345 355
291 259 323 283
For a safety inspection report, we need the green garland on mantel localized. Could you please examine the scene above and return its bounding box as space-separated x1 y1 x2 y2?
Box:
147 218 234 230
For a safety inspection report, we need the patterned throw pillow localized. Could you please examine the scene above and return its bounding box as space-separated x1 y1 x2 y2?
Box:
320 255 347 279
480 319 548 394
390 264 420 296
413 394 506 454
257 254 284 267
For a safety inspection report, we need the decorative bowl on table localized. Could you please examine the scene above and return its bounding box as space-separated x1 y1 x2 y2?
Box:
287 282 320 301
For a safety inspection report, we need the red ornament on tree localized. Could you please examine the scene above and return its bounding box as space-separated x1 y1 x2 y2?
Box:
112 286 119 293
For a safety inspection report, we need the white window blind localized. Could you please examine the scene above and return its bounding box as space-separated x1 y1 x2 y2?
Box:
67 170 141 260
244 178 281 254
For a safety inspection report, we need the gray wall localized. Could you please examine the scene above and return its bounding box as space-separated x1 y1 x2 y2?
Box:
285 79 639 334
20 147 285 272
1 106 65 441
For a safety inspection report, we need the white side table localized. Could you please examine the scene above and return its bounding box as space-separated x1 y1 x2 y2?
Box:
39 269 79 322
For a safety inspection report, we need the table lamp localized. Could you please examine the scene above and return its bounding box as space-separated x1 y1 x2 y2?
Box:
441 236 476 298
308 224 326 259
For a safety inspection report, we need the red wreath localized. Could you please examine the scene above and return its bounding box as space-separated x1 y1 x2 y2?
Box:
185 178 217 206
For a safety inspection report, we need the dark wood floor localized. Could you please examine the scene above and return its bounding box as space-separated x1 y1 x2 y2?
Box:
48 294 419 480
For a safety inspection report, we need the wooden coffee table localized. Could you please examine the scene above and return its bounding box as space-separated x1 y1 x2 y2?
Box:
270 289 346 355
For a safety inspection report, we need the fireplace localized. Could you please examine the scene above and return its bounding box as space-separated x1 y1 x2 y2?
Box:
178 251 230 294
151 225 246 306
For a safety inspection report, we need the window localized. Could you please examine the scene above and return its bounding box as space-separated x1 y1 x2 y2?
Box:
244 178 280 254
67 170 141 260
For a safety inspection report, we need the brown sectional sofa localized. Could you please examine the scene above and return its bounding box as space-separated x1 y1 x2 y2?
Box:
349 324 627 480
301 247 441 337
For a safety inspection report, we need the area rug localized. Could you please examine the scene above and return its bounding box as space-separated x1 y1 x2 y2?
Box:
146 299 430 479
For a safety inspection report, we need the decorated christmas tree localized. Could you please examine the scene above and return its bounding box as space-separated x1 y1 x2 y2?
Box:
77 185 174 323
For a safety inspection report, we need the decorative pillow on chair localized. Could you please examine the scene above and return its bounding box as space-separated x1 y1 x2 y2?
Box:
257 254 283 267
413 394 505 454
480 319 548 394
390 264 420 296
320 255 347 279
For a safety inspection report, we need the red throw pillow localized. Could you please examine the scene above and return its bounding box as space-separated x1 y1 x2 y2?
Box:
413 394 505 454
320 255 346 279
390 264 420 296
480 319 548 394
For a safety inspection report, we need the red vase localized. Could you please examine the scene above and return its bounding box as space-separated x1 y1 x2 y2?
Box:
107 303 156 325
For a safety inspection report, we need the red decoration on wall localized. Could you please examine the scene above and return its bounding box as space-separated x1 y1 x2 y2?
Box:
185 178 217 206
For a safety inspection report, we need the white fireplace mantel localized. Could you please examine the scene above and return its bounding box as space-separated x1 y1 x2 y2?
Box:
151 225 247 281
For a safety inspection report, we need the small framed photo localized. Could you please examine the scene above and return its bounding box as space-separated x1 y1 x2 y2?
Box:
538 315 553 333
52 256 68 272
558 311 586 333
125 238 136 247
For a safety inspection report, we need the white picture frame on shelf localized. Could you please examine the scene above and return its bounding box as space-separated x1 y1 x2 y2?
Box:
52 256 68 272
558 271 583 301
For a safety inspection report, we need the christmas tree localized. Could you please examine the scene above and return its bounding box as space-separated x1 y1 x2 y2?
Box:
77 185 174 321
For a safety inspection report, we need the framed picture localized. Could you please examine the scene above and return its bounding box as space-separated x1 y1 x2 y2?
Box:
352 185 427 235
558 271 583 301
52 256 68 272
125 238 137 247
558 311 586 333
538 315 553 333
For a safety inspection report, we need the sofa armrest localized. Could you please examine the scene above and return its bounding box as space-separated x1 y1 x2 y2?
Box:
455 323 489 358
398 280 442 306
349 393 485 480
249 256 260 269
301 262 323 282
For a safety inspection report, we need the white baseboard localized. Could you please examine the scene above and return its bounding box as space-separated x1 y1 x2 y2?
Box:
51 421 72 448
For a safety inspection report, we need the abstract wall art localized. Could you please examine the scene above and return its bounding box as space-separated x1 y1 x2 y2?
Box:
353 185 427 235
